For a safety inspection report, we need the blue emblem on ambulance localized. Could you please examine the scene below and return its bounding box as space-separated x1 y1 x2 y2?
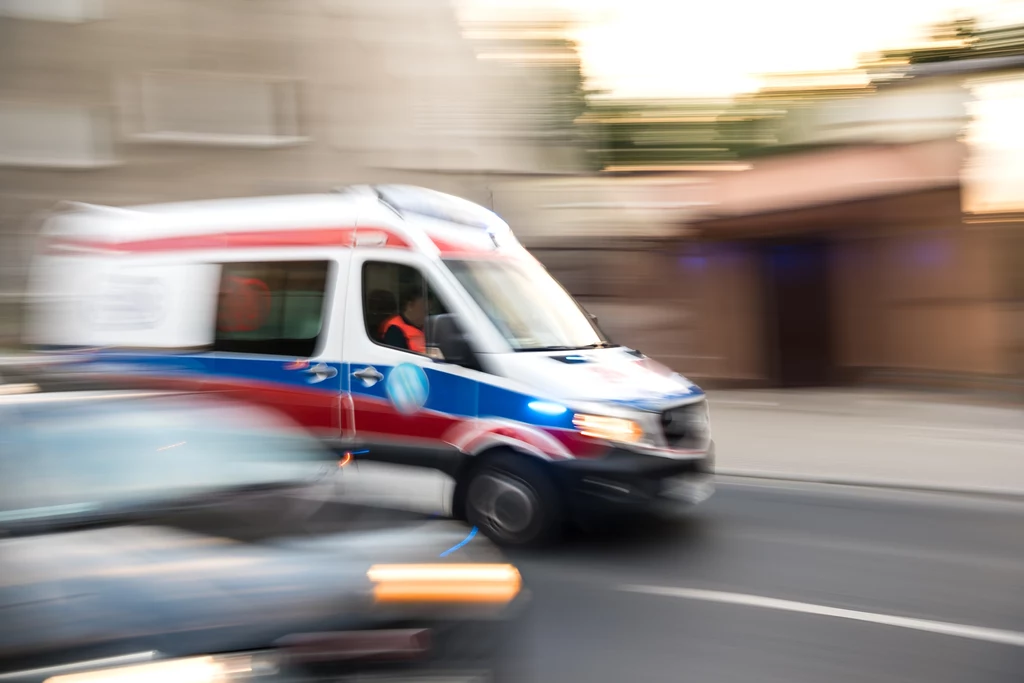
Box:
386 363 429 415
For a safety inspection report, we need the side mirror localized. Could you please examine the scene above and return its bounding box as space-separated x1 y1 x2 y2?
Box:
426 314 478 370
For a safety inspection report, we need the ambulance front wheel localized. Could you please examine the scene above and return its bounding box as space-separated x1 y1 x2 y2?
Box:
462 451 564 548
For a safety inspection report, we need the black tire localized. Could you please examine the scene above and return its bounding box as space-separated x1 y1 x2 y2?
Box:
462 450 564 548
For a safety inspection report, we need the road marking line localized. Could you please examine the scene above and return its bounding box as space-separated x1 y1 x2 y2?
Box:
888 428 1024 444
714 474 1024 504
620 585 1024 647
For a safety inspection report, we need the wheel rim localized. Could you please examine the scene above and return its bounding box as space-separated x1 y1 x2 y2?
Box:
467 471 538 541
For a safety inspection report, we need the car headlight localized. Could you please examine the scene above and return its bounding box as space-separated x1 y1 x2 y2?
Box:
572 413 643 444
46 654 268 683
367 563 521 604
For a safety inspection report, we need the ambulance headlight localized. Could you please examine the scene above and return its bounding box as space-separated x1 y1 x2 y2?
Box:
572 413 644 444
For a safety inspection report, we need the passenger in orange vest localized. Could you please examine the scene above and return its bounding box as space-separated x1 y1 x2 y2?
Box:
380 287 426 354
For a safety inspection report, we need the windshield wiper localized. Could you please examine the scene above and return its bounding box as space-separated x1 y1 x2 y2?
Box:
517 346 576 353
517 342 619 353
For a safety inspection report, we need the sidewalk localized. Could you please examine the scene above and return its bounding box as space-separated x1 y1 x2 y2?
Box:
708 389 1024 496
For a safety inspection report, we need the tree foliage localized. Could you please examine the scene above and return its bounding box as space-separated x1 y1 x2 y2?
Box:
875 15 1024 65
575 17 1024 170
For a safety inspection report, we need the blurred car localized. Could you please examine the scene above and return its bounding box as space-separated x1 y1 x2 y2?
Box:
0 361 525 683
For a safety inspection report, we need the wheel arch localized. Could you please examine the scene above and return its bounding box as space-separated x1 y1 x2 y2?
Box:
451 442 557 521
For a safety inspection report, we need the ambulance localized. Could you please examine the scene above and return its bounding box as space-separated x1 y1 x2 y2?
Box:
26 185 714 546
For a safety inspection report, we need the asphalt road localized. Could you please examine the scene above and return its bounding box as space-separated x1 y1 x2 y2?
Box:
502 479 1024 683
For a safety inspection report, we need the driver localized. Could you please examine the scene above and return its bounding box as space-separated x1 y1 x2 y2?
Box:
380 287 426 354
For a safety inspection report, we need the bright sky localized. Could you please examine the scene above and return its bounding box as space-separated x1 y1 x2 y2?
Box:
462 0 1024 98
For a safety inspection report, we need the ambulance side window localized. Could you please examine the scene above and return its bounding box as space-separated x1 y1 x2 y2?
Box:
213 261 330 357
362 261 448 355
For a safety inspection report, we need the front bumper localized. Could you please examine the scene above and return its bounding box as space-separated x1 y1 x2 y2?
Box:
552 442 715 518
285 614 525 683
4 616 524 683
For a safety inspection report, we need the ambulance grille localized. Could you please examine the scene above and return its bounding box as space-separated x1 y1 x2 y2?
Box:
660 400 709 450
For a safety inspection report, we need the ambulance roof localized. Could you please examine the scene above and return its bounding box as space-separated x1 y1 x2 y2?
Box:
44 186 520 258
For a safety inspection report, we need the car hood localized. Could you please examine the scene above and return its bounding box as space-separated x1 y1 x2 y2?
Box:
0 520 507 665
496 347 704 411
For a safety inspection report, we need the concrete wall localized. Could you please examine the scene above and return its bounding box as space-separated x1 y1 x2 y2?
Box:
830 217 1019 384
833 228 1002 377
778 80 971 148
0 0 579 342
528 185 1020 390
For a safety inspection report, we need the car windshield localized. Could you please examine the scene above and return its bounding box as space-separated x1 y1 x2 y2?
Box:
445 257 612 352
0 394 331 524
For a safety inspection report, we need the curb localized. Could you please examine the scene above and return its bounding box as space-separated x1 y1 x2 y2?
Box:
707 390 1024 413
713 468 1024 501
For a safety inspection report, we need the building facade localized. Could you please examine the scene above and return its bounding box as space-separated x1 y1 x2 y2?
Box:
0 0 584 340
516 75 1024 393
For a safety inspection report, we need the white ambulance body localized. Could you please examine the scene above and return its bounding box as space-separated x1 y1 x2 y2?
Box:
27 185 713 546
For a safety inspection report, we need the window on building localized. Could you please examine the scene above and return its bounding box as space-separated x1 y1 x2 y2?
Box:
214 261 330 357
0 102 116 169
362 261 448 356
131 71 305 147
0 0 104 22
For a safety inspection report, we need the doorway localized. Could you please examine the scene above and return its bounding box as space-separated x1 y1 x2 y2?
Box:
761 239 833 387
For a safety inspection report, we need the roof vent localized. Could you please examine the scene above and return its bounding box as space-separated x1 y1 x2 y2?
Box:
373 185 497 231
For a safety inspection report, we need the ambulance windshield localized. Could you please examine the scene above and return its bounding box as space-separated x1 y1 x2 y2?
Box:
445 257 612 352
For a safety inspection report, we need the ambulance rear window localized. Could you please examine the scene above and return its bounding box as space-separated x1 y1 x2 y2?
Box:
213 261 330 358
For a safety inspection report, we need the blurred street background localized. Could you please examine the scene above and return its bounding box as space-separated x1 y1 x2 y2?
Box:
3 0 1024 480
1 0 1024 394
3 0 1024 680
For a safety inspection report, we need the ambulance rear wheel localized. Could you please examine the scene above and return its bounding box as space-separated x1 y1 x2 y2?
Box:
464 451 563 548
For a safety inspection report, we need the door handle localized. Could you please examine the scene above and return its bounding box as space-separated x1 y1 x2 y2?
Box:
304 362 338 383
352 366 384 385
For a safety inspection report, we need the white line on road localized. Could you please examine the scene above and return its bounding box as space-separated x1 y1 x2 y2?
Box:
889 424 1024 442
714 472 1024 503
620 585 1024 648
